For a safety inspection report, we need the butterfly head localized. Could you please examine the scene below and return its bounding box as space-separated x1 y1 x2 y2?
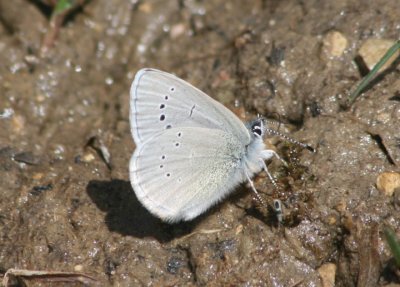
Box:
254 118 316 152
248 118 267 139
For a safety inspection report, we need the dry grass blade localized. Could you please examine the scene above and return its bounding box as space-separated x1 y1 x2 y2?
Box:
2 268 99 287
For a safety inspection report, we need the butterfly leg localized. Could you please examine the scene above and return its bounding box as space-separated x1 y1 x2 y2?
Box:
260 160 278 188
244 170 266 206
261 149 288 167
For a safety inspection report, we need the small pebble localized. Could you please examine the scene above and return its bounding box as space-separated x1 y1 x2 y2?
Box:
376 172 400 196
138 2 152 13
318 263 337 287
35 94 46 103
12 114 25 134
235 224 243 235
322 31 348 58
32 173 44 180
358 39 399 72
327 215 337 225
170 23 186 39
82 153 95 163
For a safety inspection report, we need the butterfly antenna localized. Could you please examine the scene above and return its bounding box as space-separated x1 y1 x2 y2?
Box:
265 128 315 152
264 114 282 131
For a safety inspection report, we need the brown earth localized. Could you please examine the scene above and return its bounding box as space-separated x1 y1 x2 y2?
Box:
0 0 399 286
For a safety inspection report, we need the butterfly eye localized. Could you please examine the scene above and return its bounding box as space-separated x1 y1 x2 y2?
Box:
250 118 264 137
252 123 262 137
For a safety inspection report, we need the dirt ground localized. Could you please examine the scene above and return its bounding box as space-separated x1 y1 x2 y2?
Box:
0 0 399 286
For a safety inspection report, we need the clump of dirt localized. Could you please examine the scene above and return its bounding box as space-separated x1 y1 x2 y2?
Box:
0 0 399 286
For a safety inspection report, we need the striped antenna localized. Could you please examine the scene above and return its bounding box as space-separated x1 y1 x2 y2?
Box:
265 128 315 153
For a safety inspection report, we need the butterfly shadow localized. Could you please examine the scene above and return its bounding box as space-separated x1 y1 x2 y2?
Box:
86 179 201 242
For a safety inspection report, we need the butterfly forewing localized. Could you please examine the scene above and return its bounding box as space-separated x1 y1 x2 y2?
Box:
130 68 250 146
130 127 246 222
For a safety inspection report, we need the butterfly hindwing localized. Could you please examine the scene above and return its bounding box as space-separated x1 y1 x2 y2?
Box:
130 127 246 222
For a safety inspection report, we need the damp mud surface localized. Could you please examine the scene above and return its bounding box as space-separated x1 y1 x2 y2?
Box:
0 1 399 286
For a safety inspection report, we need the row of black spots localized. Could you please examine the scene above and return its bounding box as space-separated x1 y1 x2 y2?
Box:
160 152 165 172
159 155 167 176
159 154 164 168
159 93 169 128
158 162 171 178
158 163 181 182
161 95 170 129
175 131 183 148
159 87 176 129
159 109 170 130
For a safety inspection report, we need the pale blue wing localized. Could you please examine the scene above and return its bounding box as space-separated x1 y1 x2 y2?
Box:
129 127 247 222
130 68 250 146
